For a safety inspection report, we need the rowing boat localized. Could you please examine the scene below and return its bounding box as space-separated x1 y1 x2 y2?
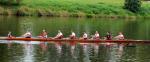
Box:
0 37 149 44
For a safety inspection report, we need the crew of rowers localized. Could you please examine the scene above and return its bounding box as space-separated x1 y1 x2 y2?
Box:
7 30 125 40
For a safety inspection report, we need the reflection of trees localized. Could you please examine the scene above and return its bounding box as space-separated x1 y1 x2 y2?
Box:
0 44 9 62
33 43 48 62
0 16 19 36
0 44 24 62
136 45 150 62
88 45 98 62
123 21 139 39
82 44 111 62
97 45 111 62
74 44 84 62
124 19 150 40
120 46 137 62
18 17 34 36
136 20 150 40
59 43 75 62
47 43 59 62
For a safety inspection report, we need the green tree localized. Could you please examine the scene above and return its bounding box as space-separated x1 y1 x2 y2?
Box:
16 0 21 5
0 0 22 5
124 0 141 13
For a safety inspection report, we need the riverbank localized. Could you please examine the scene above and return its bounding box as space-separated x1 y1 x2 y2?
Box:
0 0 150 18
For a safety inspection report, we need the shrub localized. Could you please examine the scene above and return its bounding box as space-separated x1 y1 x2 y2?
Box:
124 0 141 13
46 9 54 16
3 9 13 15
70 11 85 17
58 11 70 17
0 7 4 15
0 0 22 5
16 6 33 16
36 9 47 16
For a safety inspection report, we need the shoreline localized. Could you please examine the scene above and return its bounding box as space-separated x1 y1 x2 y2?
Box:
0 12 150 19
0 4 150 19
0 8 150 19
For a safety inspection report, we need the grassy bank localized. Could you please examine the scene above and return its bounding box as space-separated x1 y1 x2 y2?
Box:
0 0 150 18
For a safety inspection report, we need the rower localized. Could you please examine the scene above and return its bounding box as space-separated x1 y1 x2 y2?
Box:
23 31 32 38
39 29 48 38
105 32 112 40
93 31 100 39
69 31 76 39
8 32 14 38
82 32 88 40
54 30 63 39
114 32 125 40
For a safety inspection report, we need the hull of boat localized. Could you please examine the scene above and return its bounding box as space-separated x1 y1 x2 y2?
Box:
0 37 149 43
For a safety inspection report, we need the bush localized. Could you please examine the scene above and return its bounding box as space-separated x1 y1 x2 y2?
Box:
124 0 141 13
3 9 13 15
142 0 150 1
0 7 4 15
70 11 85 17
0 0 22 5
16 6 33 16
37 9 46 16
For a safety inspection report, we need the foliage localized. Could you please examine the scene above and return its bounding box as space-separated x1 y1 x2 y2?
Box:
0 0 150 18
0 0 22 5
143 0 150 1
124 0 142 13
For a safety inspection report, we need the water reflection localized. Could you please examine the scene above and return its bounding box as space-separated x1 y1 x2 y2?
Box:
0 16 149 40
45 43 58 62
39 42 48 52
121 44 137 62
23 43 35 62
0 41 150 62
74 44 85 62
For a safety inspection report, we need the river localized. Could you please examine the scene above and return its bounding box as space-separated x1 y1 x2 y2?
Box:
0 16 150 62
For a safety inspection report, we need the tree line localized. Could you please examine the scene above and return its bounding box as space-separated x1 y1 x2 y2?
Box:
0 0 142 13
0 0 22 5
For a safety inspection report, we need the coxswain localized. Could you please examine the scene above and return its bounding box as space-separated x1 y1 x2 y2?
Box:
105 32 112 40
69 31 76 39
23 31 32 38
39 29 48 38
54 30 63 39
82 32 88 40
8 32 14 38
94 31 100 39
114 32 125 40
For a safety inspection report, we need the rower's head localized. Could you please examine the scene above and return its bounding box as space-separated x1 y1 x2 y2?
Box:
119 32 123 35
107 32 111 35
72 31 74 33
95 31 98 33
43 29 46 32
8 31 11 34
58 30 61 33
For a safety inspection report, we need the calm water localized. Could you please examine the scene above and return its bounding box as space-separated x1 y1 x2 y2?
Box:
0 16 150 62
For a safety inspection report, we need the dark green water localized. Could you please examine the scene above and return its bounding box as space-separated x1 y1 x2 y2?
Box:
0 41 150 62
0 16 150 40
0 16 150 62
